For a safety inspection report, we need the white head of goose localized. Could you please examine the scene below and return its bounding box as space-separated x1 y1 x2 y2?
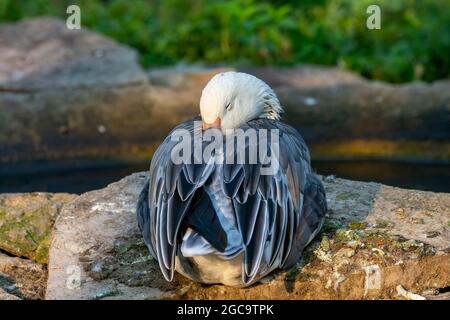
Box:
137 71 327 287
200 72 283 130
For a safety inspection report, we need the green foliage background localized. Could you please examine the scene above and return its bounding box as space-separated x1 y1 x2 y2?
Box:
1 0 449 83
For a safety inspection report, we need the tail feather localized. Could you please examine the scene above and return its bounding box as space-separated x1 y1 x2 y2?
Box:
183 188 228 253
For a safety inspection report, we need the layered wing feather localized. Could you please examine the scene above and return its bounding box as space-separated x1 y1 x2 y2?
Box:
139 118 215 280
220 119 319 284
137 117 327 285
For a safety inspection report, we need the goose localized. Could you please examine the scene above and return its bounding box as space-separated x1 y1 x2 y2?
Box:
137 71 327 287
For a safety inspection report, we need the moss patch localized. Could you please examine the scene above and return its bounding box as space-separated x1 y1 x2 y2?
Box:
0 193 76 264
348 221 368 230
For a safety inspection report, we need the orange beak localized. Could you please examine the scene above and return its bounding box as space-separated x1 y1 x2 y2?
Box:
202 117 221 130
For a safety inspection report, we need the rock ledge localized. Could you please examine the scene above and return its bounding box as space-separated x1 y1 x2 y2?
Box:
45 173 450 300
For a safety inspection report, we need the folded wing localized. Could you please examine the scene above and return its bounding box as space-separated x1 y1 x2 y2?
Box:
137 117 327 285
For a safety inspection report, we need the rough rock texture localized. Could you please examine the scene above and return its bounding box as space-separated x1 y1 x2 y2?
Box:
0 252 47 300
1 17 449 169
45 173 450 300
0 288 20 300
45 173 180 300
0 192 76 263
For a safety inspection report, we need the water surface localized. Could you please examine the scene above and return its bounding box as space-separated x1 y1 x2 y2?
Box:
0 161 448 194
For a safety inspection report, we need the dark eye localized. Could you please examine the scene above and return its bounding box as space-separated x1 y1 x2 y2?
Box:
226 102 233 111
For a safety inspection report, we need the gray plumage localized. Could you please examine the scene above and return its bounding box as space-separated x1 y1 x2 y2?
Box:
137 117 327 287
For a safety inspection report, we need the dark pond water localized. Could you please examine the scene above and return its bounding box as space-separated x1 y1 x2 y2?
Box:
0 161 449 194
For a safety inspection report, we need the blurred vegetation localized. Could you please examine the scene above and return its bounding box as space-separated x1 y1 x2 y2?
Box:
0 0 449 83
